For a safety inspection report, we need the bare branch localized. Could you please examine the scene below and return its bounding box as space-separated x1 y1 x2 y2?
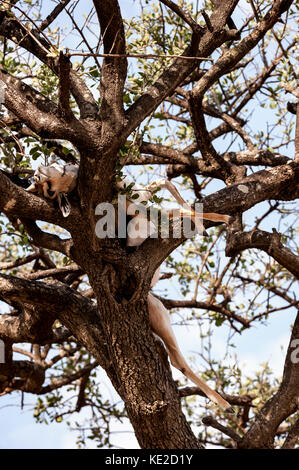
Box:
239 310 299 448
295 102 299 161
159 0 203 33
39 362 98 395
0 10 98 119
0 305 57 344
0 359 45 394
0 274 89 312
20 219 74 258
282 418 299 449
180 386 255 407
21 264 82 281
188 95 235 181
226 228 299 279
160 297 249 328
0 253 38 270
0 171 79 233
40 0 72 31
0 69 85 142
191 0 294 101
124 1 240 138
201 160 299 214
58 51 73 119
93 0 127 132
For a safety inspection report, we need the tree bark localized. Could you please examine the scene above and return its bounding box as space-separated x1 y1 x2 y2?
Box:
59 261 203 448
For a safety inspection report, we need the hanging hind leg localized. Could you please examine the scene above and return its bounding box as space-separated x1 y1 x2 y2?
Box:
147 292 234 413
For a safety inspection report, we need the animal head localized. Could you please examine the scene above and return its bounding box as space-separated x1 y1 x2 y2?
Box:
26 163 78 217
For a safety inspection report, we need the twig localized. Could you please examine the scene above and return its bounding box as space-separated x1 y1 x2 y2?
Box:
68 51 213 61
58 50 72 119
159 0 202 33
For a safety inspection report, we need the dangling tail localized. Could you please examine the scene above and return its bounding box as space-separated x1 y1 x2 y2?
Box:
147 292 234 413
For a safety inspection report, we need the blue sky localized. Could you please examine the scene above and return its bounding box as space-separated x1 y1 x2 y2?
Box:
0 0 298 449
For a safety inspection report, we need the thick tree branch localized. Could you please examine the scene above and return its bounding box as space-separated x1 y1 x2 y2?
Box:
160 298 249 328
159 0 203 33
165 148 291 178
20 219 74 258
21 264 82 281
202 415 242 443
58 51 73 119
223 150 290 167
40 0 72 31
180 386 254 407
0 69 86 143
93 0 127 133
0 304 57 345
201 160 299 213
0 274 109 370
295 102 299 161
134 144 290 174
124 1 240 138
0 10 98 119
282 418 299 449
226 228 299 279
191 0 294 101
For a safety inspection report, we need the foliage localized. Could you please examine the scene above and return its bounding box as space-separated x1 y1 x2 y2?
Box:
0 0 298 449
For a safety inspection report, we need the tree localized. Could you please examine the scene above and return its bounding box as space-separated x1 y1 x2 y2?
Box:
0 0 298 449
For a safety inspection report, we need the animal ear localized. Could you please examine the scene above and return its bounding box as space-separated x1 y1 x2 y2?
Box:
25 182 38 193
57 193 71 217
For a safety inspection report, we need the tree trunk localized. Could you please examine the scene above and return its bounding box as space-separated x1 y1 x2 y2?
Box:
60 258 202 449
97 287 201 448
